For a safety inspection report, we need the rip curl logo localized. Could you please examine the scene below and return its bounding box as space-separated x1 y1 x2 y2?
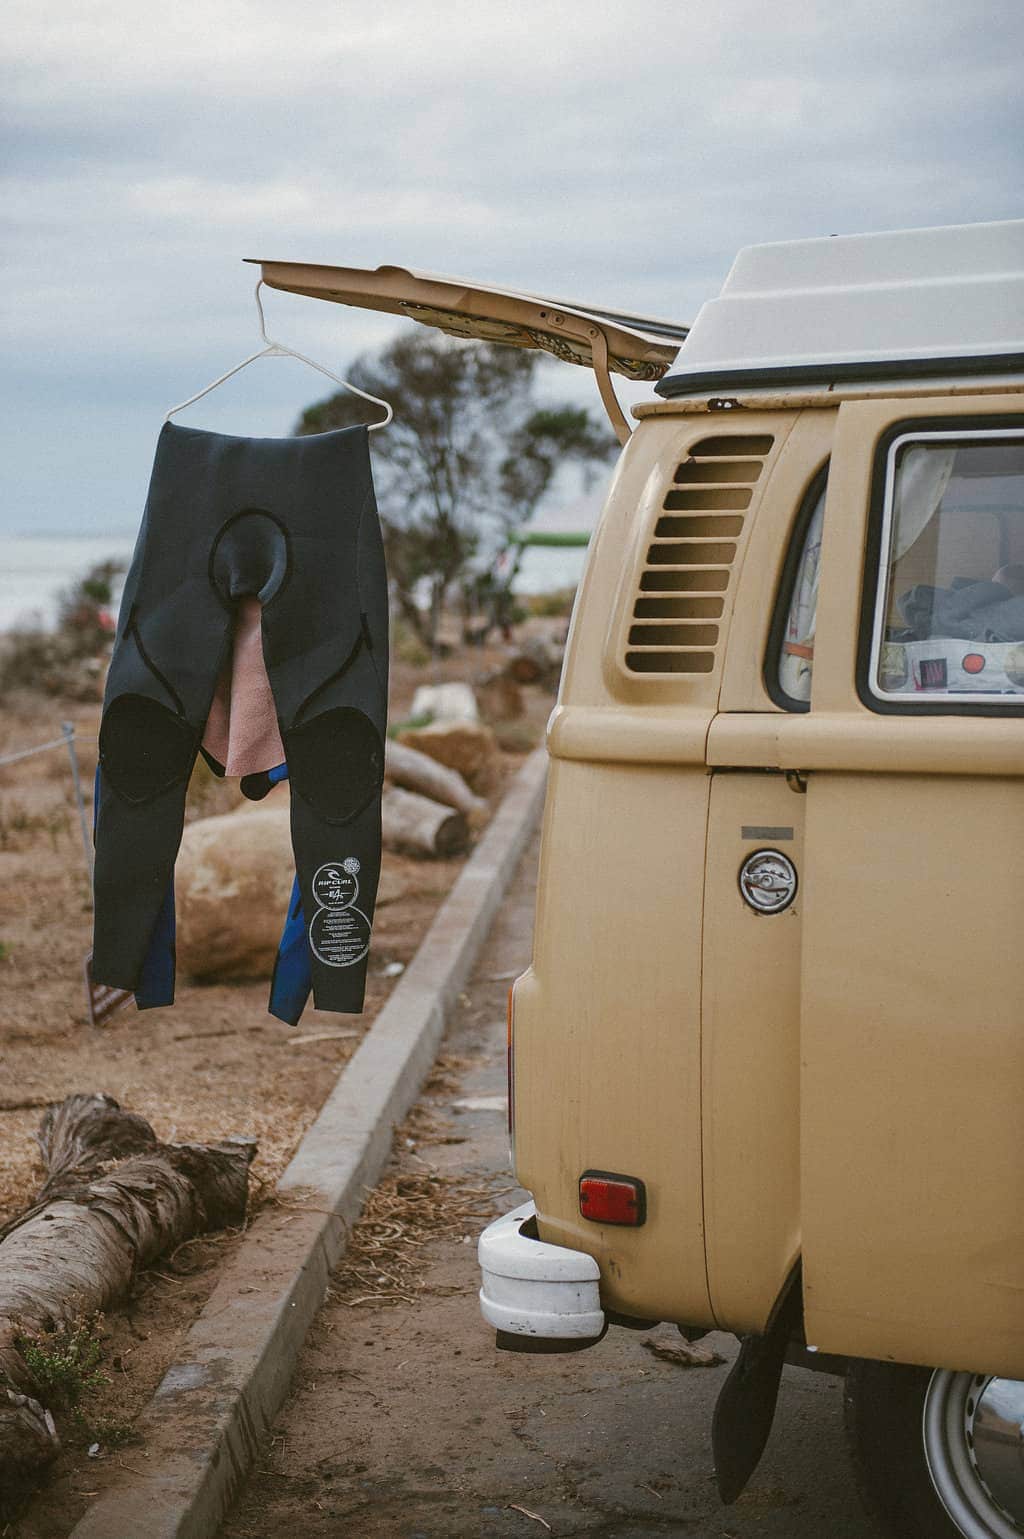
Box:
308 859 371 968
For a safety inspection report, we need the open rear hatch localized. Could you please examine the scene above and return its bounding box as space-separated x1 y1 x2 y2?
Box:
245 259 688 441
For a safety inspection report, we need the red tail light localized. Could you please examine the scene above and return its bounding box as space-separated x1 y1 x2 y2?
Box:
579 1170 647 1227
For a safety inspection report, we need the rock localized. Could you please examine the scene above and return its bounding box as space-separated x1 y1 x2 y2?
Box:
507 635 563 688
409 682 478 723
396 719 501 796
474 667 524 723
176 809 294 980
176 807 406 981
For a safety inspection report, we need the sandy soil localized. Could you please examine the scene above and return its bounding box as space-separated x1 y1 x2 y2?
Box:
0 642 552 1536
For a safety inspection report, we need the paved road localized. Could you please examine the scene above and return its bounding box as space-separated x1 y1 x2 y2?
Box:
222 835 881 1539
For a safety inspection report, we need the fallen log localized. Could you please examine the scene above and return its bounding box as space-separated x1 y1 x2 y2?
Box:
382 785 468 858
384 740 488 824
396 719 501 795
0 1093 255 1502
1 1390 57 1496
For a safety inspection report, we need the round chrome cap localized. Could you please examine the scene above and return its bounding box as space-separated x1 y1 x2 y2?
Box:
738 849 798 914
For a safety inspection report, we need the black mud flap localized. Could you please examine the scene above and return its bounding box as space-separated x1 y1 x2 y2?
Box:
711 1265 803 1504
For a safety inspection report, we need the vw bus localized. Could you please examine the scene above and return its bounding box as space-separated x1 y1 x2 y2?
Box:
255 220 1024 1539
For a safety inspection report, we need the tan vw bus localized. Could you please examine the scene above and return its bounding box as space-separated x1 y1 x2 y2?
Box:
257 220 1024 1539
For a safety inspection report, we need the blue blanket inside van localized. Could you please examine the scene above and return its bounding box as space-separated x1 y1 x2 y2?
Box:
896 579 1024 643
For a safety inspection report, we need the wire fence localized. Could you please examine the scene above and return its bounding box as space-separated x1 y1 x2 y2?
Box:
0 727 98 768
0 732 73 767
0 722 95 875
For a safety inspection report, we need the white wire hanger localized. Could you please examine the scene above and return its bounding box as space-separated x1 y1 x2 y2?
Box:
164 280 394 428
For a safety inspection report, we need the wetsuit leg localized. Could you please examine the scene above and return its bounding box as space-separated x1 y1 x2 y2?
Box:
92 761 176 1010
92 670 211 993
283 688 385 1014
262 442 389 1017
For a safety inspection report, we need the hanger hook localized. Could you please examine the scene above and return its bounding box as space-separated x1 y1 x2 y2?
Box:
254 279 273 347
166 277 394 428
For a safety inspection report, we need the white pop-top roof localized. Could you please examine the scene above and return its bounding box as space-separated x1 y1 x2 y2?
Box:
662 219 1024 389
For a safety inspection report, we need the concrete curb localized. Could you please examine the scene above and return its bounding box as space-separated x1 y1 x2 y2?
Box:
71 748 548 1539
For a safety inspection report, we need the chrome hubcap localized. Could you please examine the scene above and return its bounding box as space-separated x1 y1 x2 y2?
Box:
924 1370 1024 1537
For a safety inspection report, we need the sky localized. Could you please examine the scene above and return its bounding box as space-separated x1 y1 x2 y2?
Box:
2 0 1022 538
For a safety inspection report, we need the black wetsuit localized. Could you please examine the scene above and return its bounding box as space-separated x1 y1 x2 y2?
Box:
92 421 388 1021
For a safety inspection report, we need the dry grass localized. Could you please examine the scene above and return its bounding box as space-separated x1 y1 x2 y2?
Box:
328 1167 507 1308
0 795 72 853
0 1107 49 1220
326 1059 511 1309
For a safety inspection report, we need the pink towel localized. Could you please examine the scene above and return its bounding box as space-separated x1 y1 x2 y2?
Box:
202 598 285 777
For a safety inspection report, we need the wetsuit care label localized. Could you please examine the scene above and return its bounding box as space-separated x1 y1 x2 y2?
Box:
308 858 371 967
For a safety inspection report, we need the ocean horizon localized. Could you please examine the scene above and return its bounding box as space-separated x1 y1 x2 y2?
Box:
1 532 137 632
1 529 585 634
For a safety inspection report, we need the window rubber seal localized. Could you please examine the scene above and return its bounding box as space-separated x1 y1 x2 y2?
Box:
763 461 831 713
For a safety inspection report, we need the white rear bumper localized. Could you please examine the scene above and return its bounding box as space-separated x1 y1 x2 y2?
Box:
478 1200 605 1342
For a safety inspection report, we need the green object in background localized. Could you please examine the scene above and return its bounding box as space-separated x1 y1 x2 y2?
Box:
507 530 590 549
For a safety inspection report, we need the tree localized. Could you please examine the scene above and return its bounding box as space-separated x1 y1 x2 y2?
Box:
0 559 125 701
295 332 617 649
56 559 123 654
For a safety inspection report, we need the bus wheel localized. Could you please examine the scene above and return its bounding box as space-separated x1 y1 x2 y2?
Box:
845 1359 1024 1538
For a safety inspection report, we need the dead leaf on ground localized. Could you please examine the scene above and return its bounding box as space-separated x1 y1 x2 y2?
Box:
642 1337 725 1369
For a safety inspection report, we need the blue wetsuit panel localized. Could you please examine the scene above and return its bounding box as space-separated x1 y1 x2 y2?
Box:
135 879 175 1010
269 874 312 1026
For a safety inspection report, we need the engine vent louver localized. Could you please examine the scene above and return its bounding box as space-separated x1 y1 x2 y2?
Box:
624 435 773 675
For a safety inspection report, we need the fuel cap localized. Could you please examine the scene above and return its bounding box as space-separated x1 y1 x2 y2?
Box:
739 849 798 914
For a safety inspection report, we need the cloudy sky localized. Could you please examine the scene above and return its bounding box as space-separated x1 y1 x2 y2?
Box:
2 0 1022 538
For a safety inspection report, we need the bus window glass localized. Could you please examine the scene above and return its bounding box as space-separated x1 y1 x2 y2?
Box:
873 434 1024 702
777 483 826 705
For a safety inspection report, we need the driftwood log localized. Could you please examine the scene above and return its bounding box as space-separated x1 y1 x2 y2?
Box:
384 740 488 824
395 720 501 797
381 785 468 858
0 1094 255 1499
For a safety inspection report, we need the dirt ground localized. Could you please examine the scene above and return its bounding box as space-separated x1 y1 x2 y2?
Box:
0 640 553 1536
